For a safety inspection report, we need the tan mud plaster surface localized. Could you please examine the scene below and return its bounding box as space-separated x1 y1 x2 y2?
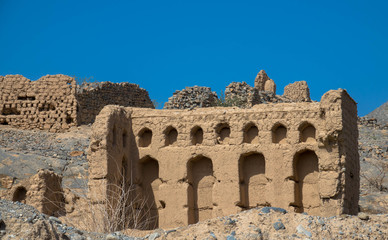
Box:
88 89 359 229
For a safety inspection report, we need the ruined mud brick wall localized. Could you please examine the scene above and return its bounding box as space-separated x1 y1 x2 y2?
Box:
163 86 217 109
0 75 77 132
76 82 154 124
284 81 311 102
88 89 359 230
254 69 276 93
3 169 64 216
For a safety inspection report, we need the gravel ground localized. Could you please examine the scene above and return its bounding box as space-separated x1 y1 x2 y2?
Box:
1 199 387 240
0 199 145 240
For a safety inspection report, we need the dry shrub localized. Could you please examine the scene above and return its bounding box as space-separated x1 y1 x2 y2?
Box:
59 164 156 233
361 160 388 192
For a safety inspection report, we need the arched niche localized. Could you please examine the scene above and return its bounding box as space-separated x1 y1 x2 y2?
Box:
191 126 203 145
164 126 178 146
122 129 128 148
138 128 152 147
272 123 287 144
187 156 215 224
13 186 27 203
299 122 316 143
243 123 259 144
139 156 160 229
238 152 267 209
216 123 231 144
112 124 117 146
293 150 320 214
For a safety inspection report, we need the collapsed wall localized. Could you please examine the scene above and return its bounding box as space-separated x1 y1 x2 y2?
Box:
88 89 359 230
76 82 154 124
0 75 154 131
0 75 78 132
4 169 64 216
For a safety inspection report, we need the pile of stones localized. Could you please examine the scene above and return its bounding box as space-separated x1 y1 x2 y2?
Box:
163 86 218 109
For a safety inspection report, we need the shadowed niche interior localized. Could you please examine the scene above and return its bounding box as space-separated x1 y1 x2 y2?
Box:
139 128 152 147
12 186 27 203
139 157 160 229
238 153 267 209
191 126 203 145
187 156 214 224
243 123 259 144
272 124 287 144
293 150 319 214
216 123 230 144
299 122 316 143
164 126 178 146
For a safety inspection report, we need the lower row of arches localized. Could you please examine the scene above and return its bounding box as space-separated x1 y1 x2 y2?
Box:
133 150 320 230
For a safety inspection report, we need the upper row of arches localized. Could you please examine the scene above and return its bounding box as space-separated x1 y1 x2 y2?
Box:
136 121 317 147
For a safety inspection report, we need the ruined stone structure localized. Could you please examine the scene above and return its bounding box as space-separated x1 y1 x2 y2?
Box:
76 82 154 124
163 86 217 109
88 89 359 230
164 70 309 110
0 75 153 132
254 70 276 93
4 169 64 216
284 81 311 102
0 75 78 132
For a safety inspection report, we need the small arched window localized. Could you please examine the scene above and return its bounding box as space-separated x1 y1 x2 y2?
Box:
191 126 203 145
164 126 178 146
243 123 259 144
139 128 152 147
299 122 316 143
272 123 287 144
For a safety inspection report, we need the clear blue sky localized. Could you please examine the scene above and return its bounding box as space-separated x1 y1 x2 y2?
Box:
0 0 387 115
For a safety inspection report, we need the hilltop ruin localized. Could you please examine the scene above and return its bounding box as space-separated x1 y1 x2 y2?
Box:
0 70 360 232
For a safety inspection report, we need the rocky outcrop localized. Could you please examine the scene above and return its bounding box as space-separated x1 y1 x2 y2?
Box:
363 101 388 128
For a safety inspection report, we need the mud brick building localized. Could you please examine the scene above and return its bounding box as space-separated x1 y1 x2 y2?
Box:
88 89 359 229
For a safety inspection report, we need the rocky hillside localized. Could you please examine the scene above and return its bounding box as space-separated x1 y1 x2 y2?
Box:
365 101 388 126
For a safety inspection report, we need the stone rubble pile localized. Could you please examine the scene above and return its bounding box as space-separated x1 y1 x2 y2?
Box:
164 70 306 109
224 81 258 108
163 86 218 109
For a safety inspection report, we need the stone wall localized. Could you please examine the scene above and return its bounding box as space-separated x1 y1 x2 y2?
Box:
0 75 78 132
76 82 154 124
0 75 154 131
88 89 359 230
163 86 217 109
